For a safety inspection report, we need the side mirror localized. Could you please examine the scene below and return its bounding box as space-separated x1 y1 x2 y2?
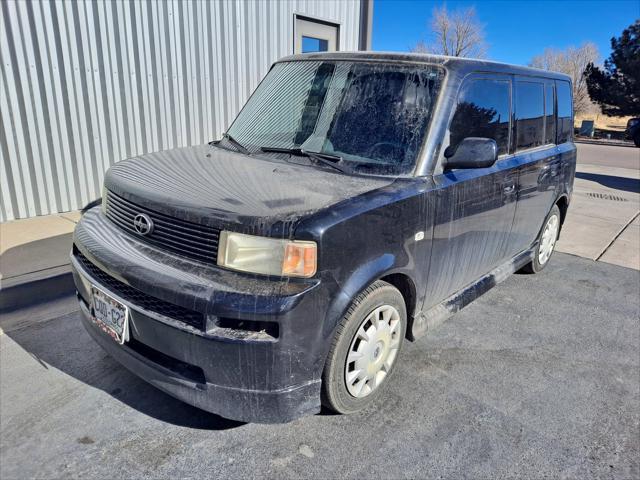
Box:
444 137 498 169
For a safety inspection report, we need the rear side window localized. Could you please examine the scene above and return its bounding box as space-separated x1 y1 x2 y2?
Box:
557 80 573 143
515 81 545 150
544 83 556 145
449 78 511 156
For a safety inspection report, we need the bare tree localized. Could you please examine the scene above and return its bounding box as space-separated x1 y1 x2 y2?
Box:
529 43 600 115
411 5 487 58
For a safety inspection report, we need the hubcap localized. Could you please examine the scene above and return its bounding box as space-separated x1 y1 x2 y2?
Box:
345 305 401 398
538 214 559 265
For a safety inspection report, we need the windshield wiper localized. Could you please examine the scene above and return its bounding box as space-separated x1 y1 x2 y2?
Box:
260 147 351 174
211 133 250 155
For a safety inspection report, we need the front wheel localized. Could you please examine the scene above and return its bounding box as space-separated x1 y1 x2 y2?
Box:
321 280 407 414
521 204 561 274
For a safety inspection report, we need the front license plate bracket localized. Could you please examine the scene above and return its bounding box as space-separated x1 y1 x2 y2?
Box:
90 286 129 344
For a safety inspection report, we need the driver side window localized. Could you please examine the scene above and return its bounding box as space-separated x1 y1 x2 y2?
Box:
449 77 511 156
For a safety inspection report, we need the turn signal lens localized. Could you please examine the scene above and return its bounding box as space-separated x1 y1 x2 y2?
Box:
282 242 317 277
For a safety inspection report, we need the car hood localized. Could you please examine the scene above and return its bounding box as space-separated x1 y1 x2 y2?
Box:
104 144 394 235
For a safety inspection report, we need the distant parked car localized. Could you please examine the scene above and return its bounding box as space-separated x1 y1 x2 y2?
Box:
71 53 576 423
625 118 640 147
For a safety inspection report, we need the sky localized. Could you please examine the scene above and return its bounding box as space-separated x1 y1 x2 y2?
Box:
372 0 639 65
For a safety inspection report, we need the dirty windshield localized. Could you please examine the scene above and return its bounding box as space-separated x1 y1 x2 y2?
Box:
226 60 444 175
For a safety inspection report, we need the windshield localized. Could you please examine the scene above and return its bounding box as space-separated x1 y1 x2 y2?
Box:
226 61 444 175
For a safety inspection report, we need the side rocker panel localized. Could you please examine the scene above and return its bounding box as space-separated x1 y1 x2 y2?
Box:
409 247 535 340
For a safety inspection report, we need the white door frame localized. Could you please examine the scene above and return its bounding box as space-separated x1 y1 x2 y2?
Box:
293 14 341 54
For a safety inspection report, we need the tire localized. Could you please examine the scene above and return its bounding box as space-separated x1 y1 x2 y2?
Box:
521 204 561 274
633 134 640 147
321 280 407 414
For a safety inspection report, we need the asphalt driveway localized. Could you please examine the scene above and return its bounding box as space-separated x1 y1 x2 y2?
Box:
1 253 638 479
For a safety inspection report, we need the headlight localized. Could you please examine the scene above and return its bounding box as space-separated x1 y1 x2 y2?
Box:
217 231 317 278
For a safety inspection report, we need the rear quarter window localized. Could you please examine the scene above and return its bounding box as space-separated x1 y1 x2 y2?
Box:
556 80 573 143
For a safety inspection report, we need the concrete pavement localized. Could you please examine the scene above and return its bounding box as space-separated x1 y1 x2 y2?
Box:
556 142 640 270
1 143 638 479
1 253 638 479
600 215 640 268
556 163 639 269
0 210 80 281
0 211 80 311
576 142 639 170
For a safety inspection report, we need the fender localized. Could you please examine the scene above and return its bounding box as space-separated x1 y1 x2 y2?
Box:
322 253 408 338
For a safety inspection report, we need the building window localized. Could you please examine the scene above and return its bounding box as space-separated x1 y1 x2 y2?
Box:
295 16 339 54
302 36 329 53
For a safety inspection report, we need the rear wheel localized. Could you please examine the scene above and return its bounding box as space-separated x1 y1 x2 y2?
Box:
321 280 406 414
521 204 561 273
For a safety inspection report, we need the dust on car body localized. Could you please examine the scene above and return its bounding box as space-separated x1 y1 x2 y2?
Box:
71 52 576 423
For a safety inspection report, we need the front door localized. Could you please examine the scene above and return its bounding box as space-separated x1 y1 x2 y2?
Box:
422 74 519 308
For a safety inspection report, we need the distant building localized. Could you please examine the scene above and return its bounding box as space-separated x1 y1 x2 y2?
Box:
1 0 373 221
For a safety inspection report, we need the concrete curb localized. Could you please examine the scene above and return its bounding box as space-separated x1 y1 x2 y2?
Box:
0 267 74 313
574 139 636 148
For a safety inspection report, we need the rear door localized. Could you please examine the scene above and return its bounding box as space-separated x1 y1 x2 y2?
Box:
509 78 562 250
423 74 519 308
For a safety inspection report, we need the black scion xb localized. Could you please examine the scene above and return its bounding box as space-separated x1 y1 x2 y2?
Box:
72 52 576 423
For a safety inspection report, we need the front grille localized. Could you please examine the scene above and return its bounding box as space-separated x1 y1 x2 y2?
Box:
105 190 220 264
75 250 205 331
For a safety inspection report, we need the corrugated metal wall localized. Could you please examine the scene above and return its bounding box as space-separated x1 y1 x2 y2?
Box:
0 0 362 222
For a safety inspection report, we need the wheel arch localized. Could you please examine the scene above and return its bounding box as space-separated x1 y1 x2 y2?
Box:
555 194 569 226
555 194 570 239
323 257 420 348
380 272 417 332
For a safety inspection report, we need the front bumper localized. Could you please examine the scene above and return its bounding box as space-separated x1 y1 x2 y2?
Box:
77 303 319 423
72 209 332 423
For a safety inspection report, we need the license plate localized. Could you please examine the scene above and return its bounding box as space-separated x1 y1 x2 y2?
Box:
91 286 129 344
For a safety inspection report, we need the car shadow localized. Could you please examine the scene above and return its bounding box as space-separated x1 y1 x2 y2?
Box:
2 306 245 431
575 172 640 194
0 233 73 279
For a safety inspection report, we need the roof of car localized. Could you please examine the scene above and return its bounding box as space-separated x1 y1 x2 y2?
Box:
277 51 572 82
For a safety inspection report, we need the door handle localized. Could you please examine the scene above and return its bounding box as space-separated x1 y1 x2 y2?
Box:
503 184 516 194
541 164 559 176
